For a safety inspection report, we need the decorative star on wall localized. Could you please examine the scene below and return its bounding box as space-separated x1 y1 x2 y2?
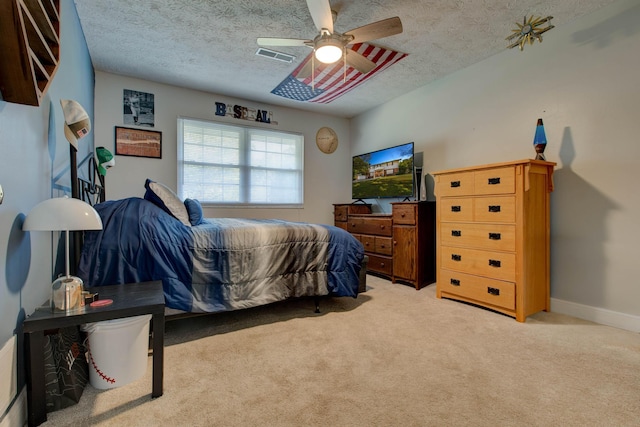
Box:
506 15 554 50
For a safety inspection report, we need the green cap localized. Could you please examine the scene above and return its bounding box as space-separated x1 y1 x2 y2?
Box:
96 147 115 176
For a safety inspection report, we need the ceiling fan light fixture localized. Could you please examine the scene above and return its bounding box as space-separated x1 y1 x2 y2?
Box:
315 38 343 64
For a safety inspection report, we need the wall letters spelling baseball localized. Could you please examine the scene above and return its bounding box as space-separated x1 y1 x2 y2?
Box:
214 102 277 125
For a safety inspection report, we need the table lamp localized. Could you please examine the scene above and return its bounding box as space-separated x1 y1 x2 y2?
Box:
23 196 103 312
533 118 547 160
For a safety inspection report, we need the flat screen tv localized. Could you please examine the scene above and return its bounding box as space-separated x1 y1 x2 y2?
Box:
352 142 414 200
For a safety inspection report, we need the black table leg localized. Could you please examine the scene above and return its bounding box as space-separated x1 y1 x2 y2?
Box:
25 331 46 426
151 312 164 398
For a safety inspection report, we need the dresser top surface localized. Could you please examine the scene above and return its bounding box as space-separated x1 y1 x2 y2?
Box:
431 159 556 176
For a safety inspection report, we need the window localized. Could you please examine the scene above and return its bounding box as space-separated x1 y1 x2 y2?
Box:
177 118 304 206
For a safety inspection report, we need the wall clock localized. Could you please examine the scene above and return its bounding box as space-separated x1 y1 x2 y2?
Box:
316 127 338 154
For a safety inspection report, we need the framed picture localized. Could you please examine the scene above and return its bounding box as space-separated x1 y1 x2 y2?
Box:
115 126 162 159
123 89 155 127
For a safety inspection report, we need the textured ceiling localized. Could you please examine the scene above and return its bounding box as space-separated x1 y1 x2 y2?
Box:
73 0 616 118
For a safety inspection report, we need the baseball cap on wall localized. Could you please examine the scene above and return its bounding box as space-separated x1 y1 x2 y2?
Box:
60 99 91 150
96 146 115 176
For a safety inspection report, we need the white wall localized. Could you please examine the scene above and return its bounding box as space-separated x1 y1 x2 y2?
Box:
351 0 640 328
94 72 350 225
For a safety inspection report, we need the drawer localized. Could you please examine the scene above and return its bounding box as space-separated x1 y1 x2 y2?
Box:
334 205 348 222
356 235 392 256
440 246 516 282
474 166 515 195
440 223 516 252
366 253 392 276
436 171 474 197
474 196 516 223
360 235 376 252
393 204 416 225
439 269 515 310
439 198 473 222
348 216 393 236
375 236 393 256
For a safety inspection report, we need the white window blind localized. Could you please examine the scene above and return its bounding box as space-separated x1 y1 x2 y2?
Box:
178 118 304 206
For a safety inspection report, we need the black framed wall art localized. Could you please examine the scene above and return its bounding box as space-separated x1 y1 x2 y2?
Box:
123 89 155 127
115 126 162 159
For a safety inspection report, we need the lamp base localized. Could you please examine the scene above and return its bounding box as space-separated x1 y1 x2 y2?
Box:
534 143 546 161
51 275 84 312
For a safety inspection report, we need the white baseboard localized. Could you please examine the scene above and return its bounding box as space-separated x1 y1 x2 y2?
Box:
551 298 640 333
0 388 26 427
0 335 26 427
0 337 17 417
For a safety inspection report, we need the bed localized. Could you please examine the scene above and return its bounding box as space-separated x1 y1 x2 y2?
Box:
72 162 365 316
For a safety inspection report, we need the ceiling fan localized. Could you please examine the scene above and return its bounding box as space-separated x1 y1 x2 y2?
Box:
257 0 403 78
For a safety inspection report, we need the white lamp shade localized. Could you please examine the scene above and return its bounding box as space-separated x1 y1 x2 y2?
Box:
23 196 103 231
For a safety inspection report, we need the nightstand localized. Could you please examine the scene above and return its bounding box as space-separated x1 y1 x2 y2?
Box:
22 281 165 426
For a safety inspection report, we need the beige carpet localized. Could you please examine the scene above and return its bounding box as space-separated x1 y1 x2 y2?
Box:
42 276 640 426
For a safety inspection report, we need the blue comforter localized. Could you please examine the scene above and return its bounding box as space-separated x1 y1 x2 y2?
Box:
78 197 364 313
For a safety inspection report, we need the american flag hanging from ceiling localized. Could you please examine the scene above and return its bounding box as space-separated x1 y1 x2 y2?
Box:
271 43 408 104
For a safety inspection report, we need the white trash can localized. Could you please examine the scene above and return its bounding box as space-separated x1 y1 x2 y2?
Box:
81 314 151 389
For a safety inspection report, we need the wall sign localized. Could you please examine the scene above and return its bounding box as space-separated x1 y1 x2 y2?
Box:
214 101 277 125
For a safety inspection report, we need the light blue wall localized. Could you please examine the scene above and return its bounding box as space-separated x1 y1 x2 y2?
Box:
0 0 94 384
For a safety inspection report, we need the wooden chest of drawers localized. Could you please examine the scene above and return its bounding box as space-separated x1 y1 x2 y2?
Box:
433 159 555 321
333 202 436 289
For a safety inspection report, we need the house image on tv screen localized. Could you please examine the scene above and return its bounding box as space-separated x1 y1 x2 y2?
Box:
369 159 400 178
354 159 401 180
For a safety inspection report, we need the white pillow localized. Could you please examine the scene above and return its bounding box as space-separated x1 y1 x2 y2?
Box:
143 179 191 226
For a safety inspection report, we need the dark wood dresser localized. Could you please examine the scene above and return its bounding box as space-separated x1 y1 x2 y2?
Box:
333 201 436 289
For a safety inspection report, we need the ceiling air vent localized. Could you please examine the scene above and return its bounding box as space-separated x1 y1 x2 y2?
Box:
255 48 295 63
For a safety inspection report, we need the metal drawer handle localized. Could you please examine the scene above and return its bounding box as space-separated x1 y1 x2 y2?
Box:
450 181 460 188
379 262 385 267
450 279 460 286
488 177 501 185
451 206 461 212
488 205 501 213
488 232 501 240
451 230 461 237
487 287 500 296
488 259 501 268
451 254 462 261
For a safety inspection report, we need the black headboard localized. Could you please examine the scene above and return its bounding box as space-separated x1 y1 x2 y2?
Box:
70 147 104 206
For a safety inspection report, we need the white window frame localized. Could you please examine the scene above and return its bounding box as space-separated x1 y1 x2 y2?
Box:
177 117 304 207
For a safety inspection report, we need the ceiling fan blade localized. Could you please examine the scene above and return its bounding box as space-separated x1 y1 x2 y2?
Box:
306 0 333 33
346 49 376 74
344 17 403 45
257 37 311 47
